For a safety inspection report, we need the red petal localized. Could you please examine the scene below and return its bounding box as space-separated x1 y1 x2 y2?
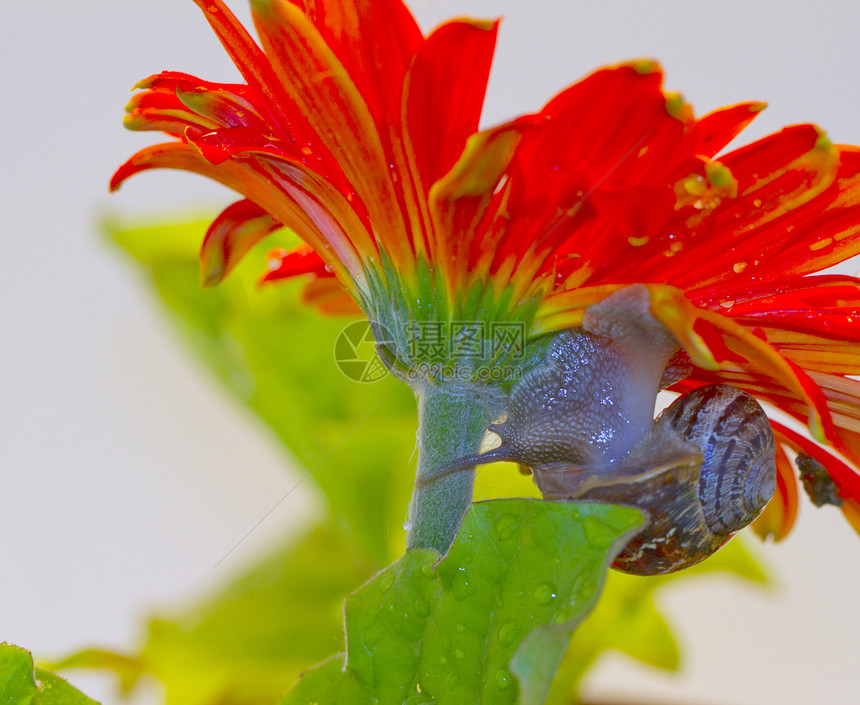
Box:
189 0 300 134
692 276 860 343
289 0 422 127
489 62 698 283
404 19 498 194
251 0 410 270
428 120 530 295
122 88 220 135
299 277 361 315
261 243 331 281
751 441 798 541
200 199 282 286
695 102 766 157
739 147 860 280
616 125 840 290
110 141 366 288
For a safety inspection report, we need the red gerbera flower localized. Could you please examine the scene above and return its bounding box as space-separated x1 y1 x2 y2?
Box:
112 0 860 539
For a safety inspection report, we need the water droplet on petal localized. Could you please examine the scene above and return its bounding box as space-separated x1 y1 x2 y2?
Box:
733 261 748 274
809 237 833 251
753 198 762 207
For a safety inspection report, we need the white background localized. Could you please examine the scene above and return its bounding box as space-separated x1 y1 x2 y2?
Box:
2 1 860 704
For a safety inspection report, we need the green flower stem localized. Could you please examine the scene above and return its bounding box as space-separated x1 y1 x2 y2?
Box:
406 383 488 553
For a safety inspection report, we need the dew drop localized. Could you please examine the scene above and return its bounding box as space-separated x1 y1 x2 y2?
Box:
495 513 519 542
495 669 513 690
498 621 520 647
452 570 473 600
733 261 748 274
364 621 386 646
627 235 649 247
533 582 558 605
753 198 762 207
378 572 394 593
455 623 466 633
415 596 430 617
809 237 833 251
454 648 465 659
583 514 614 549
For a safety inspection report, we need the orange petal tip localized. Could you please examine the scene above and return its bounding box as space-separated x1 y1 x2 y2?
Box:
665 92 692 121
200 264 224 288
627 59 661 75
749 101 768 113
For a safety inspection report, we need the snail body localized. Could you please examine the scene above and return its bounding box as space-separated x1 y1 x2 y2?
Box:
432 285 777 575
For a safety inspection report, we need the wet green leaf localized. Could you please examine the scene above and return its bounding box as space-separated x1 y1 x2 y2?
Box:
0 646 98 705
283 499 644 705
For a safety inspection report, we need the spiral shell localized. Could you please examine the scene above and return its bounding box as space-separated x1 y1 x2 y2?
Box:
554 384 777 574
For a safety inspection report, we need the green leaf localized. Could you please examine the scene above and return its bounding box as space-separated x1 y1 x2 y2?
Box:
0 646 98 705
105 213 416 564
283 499 644 705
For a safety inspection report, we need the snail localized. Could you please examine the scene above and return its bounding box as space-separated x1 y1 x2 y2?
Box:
430 285 777 575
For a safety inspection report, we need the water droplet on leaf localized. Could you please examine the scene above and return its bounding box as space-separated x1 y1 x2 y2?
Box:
452 570 472 600
498 621 520 647
533 582 558 605
378 572 394 593
495 513 519 542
